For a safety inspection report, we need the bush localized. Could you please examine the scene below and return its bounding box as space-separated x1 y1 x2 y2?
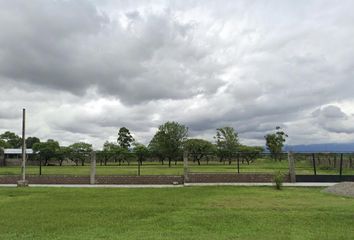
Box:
273 171 284 190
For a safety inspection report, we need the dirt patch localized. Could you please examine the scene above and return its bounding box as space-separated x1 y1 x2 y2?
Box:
322 182 354 198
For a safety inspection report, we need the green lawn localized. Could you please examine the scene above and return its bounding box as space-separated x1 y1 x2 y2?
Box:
1 158 353 176
0 186 353 239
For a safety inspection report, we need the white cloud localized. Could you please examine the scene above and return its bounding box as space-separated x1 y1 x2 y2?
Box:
1 0 354 148
313 105 354 134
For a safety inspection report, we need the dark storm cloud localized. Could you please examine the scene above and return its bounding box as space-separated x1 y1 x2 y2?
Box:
0 0 224 104
0 0 107 92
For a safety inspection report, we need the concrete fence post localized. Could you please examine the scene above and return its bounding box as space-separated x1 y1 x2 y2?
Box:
183 151 189 183
288 151 296 183
90 151 96 184
0 148 4 167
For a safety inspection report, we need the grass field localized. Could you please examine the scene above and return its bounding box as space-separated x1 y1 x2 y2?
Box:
0 186 353 239
0 158 353 176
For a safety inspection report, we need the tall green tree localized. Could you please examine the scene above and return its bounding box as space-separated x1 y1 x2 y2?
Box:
103 141 122 152
184 139 215 165
265 126 288 161
133 143 149 165
238 145 264 165
150 121 188 167
32 139 60 166
69 142 92 166
55 146 72 166
98 141 113 166
214 127 239 164
0 131 21 148
117 127 134 149
0 139 10 149
26 136 40 149
102 141 128 165
148 134 166 165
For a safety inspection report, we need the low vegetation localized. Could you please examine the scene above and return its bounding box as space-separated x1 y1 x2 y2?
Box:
273 171 284 190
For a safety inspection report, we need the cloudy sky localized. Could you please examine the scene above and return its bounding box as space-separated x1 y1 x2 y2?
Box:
1 0 354 148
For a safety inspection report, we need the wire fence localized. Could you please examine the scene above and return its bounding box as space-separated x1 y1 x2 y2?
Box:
294 152 354 175
0 151 354 176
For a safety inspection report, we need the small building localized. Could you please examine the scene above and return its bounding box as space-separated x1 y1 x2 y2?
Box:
1 148 34 166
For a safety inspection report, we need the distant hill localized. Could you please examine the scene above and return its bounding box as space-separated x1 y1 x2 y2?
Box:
284 143 354 153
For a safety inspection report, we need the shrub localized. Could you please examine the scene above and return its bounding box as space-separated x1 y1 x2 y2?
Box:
273 171 284 190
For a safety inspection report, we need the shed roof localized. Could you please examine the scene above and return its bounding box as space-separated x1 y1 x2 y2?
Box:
4 149 34 154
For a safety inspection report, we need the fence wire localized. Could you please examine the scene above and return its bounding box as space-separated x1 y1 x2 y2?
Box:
0 151 353 176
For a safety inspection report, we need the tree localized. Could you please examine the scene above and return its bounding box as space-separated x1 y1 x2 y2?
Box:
150 121 188 167
26 137 40 149
98 141 113 166
100 141 128 166
148 134 165 165
238 145 264 165
0 131 21 148
0 139 10 149
133 143 149 165
214 127 239 164
265 126 288 161
69 142 92 166
117 127 134 149
32 139 60 166
56 146 72 166
184 139 215 165
116 147 131 165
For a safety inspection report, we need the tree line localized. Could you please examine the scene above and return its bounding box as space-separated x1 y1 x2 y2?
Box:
0 122 288 166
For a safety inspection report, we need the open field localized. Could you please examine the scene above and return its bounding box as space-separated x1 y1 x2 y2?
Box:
1 158 353 176
0 186 353 239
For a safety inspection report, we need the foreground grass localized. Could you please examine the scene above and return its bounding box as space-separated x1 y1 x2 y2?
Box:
0 187 353 240
1 159 352 176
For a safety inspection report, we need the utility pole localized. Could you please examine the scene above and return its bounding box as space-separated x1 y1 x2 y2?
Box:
17 108 29 187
